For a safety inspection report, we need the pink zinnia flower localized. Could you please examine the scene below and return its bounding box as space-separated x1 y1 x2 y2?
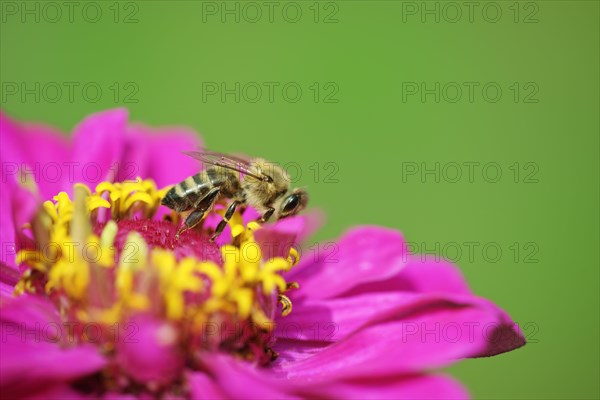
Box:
0 109 525 399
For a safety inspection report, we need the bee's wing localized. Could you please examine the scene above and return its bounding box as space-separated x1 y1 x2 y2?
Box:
199 150 253 165
182 151 271 181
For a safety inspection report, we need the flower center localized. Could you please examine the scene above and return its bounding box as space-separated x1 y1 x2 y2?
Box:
99 219 222 265
14 178 299 392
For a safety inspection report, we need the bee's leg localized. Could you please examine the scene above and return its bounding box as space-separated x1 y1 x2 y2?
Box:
259 207 275 223
176 187 221 239
176 209 205 239
210 200 241 242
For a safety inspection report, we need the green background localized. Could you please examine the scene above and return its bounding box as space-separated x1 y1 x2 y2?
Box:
1 1 598 398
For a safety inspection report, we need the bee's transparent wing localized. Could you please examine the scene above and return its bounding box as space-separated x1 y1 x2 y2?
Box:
182 151 271 181
199 150 253 166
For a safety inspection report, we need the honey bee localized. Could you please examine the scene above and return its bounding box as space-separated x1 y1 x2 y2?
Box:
161 151 308 241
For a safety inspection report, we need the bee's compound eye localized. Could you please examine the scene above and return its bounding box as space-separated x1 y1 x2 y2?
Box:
282 195 299 214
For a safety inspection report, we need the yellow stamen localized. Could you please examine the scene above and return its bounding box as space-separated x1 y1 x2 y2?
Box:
288 247 300 266
117 232 148 297
95 178 165 219
278 294 293 317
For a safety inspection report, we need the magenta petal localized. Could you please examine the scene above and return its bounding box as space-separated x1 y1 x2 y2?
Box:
275 291 525 358
115 314 184 386
1 294 63 331
287 226 409 300
0 110 70 198
0 261 20 293
467 297 527 357
69 109 128 188
0 169 40 271
125 124 203 189
186 371 226 399
254 211 325 260
0 334 106 398
400 255 473 294
1 296 107 396
269 209 325 244
292 208 325 243
23 384 89 400
275 292 446 342
0 178 39 269
254 222 297 260
0 180 18 269
344 255 473 297
0 296 107 398
273 304 501 381
198 353 298 399
102 393 138 400
0 280 14 299
299 374 469 400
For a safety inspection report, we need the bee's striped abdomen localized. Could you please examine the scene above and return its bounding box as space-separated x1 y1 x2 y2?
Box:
161 172 214 212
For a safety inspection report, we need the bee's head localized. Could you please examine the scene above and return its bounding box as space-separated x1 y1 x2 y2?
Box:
276 188 308 220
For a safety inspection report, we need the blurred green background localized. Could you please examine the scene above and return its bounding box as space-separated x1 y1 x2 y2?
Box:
1 1 598 398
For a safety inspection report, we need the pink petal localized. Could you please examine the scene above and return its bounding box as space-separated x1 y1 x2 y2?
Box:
115 314 184 386
266 339 328 366
272 304 503 381
103 393 139 400
0 335 106 398
69 108 128 188
0 109 70 198
270 209 325 243
253 210 325 260
314 253 526 357
0 261 20 294
298 374 469 400
198 353 298 399
342 255 473 297
0 280 15 299
254 221 298 261
0 177 39 270
276 290 525 358
23 384 89 400
0 295 107 397
0 180 18 269
0 112 65 272
275 291 449 342
186 371 226 399
125 124 203 188
1 293 62 328
467 297 527 357
196 352 468 399
287 226 408 300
